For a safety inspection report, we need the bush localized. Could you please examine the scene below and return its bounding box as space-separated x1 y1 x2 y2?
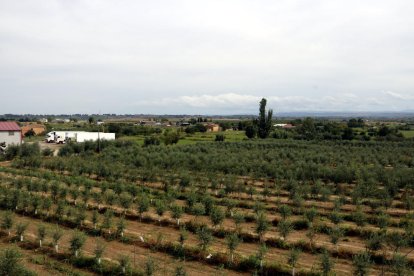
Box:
42 148 54 157
0 247 36 276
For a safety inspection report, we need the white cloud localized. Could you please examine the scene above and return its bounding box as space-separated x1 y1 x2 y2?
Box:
0 1 414 114
383 91 414 100
131 91 414 114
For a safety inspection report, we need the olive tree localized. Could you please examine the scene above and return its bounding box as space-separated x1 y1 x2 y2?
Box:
320 249 334 276
278 220 293 242
197 225 213 252
210 206 225 229
352 252 371 276
256 212 269 242
94 240 106 265
1 211 14 236
226 233 241 263
288 248 301 276
52 227 63 253
171 204 184 226
37 225 46 248
15 223 27 242
70 230 86 258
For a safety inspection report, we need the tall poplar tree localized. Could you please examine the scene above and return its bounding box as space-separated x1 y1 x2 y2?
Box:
257 98 273 139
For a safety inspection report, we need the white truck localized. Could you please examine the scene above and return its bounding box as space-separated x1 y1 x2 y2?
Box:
45 131 85 144
72 132 115 143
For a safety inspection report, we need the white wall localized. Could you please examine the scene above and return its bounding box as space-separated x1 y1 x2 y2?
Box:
0 131 22 146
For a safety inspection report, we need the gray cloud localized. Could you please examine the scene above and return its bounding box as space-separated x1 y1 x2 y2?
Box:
0 0 413 114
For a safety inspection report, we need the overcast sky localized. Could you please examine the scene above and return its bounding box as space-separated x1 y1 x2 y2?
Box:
1 0 414 115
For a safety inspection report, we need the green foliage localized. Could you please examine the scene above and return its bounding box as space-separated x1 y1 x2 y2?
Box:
226 233 241 262
16 223 27 241
320 249 334 276
1 211 13 235
257 98 273 139
352 252 371 276
245 125 257 139
70 231 86 257
163 130 180 145
277 220 292 241
143 136 160 147
255 212 269 241
287 248 301 271
209 206 225 228
144 256 155 276
215 134 225 142
174 264 187 276
0 247 36 276
196 225 213 252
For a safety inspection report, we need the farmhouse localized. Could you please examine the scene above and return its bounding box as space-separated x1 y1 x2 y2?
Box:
205 123 220 132
0 122 22 146
21 124 46 136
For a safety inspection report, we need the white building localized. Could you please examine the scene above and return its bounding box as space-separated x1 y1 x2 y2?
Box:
0 122 22 147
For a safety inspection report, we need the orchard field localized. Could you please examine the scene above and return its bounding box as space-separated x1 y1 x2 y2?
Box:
0 139 413 275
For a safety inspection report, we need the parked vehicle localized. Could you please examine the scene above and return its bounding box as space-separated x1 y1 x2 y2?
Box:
45 131 85 143
0 142 6 153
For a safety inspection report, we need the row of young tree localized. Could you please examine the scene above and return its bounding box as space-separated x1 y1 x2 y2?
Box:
0 165 413 275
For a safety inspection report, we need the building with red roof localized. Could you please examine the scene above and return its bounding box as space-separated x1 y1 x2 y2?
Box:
0 122 22 147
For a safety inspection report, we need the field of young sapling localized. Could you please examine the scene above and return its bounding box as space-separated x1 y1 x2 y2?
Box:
0 139 413 275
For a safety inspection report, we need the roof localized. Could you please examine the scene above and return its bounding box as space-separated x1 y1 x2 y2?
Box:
21 124 45 129
0 122 21 131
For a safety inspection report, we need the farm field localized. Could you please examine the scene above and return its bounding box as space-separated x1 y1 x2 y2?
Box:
401 130 414 139
118 131 247 146
0 139 413 275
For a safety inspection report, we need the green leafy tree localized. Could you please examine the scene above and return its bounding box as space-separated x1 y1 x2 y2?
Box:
102 210 113 234
352 252 371 276
70 231 86 257
257 98 273 139
226 233 241 263
197 225 213 252
256 212 269 242
52 227 63 253
179 227 188 248
191 202 205 220
256 243 268 270
16 223 27 242
210 206 225 229
320 249 334 276
94 240 106 265
118 254 131 274
279 205 292 221
391 253 410 276
155 200 167 223
137 197 150 221
233 212 245 233
1 211 14 236
329 226 344 252
387 232 408 253
92 210 99 230
171 204 184 226
304 207 318 225
288 248 301 276
175 264 187 276
144 256 155 276
116 216 127 238
37 225 46 247
278 220 293 241
245 125 257 139
0 247 34 276
119 192 132 214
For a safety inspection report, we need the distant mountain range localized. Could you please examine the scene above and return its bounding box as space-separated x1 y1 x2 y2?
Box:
1 111 414 121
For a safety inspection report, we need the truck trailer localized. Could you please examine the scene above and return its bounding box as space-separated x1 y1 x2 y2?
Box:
71 132 115 143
